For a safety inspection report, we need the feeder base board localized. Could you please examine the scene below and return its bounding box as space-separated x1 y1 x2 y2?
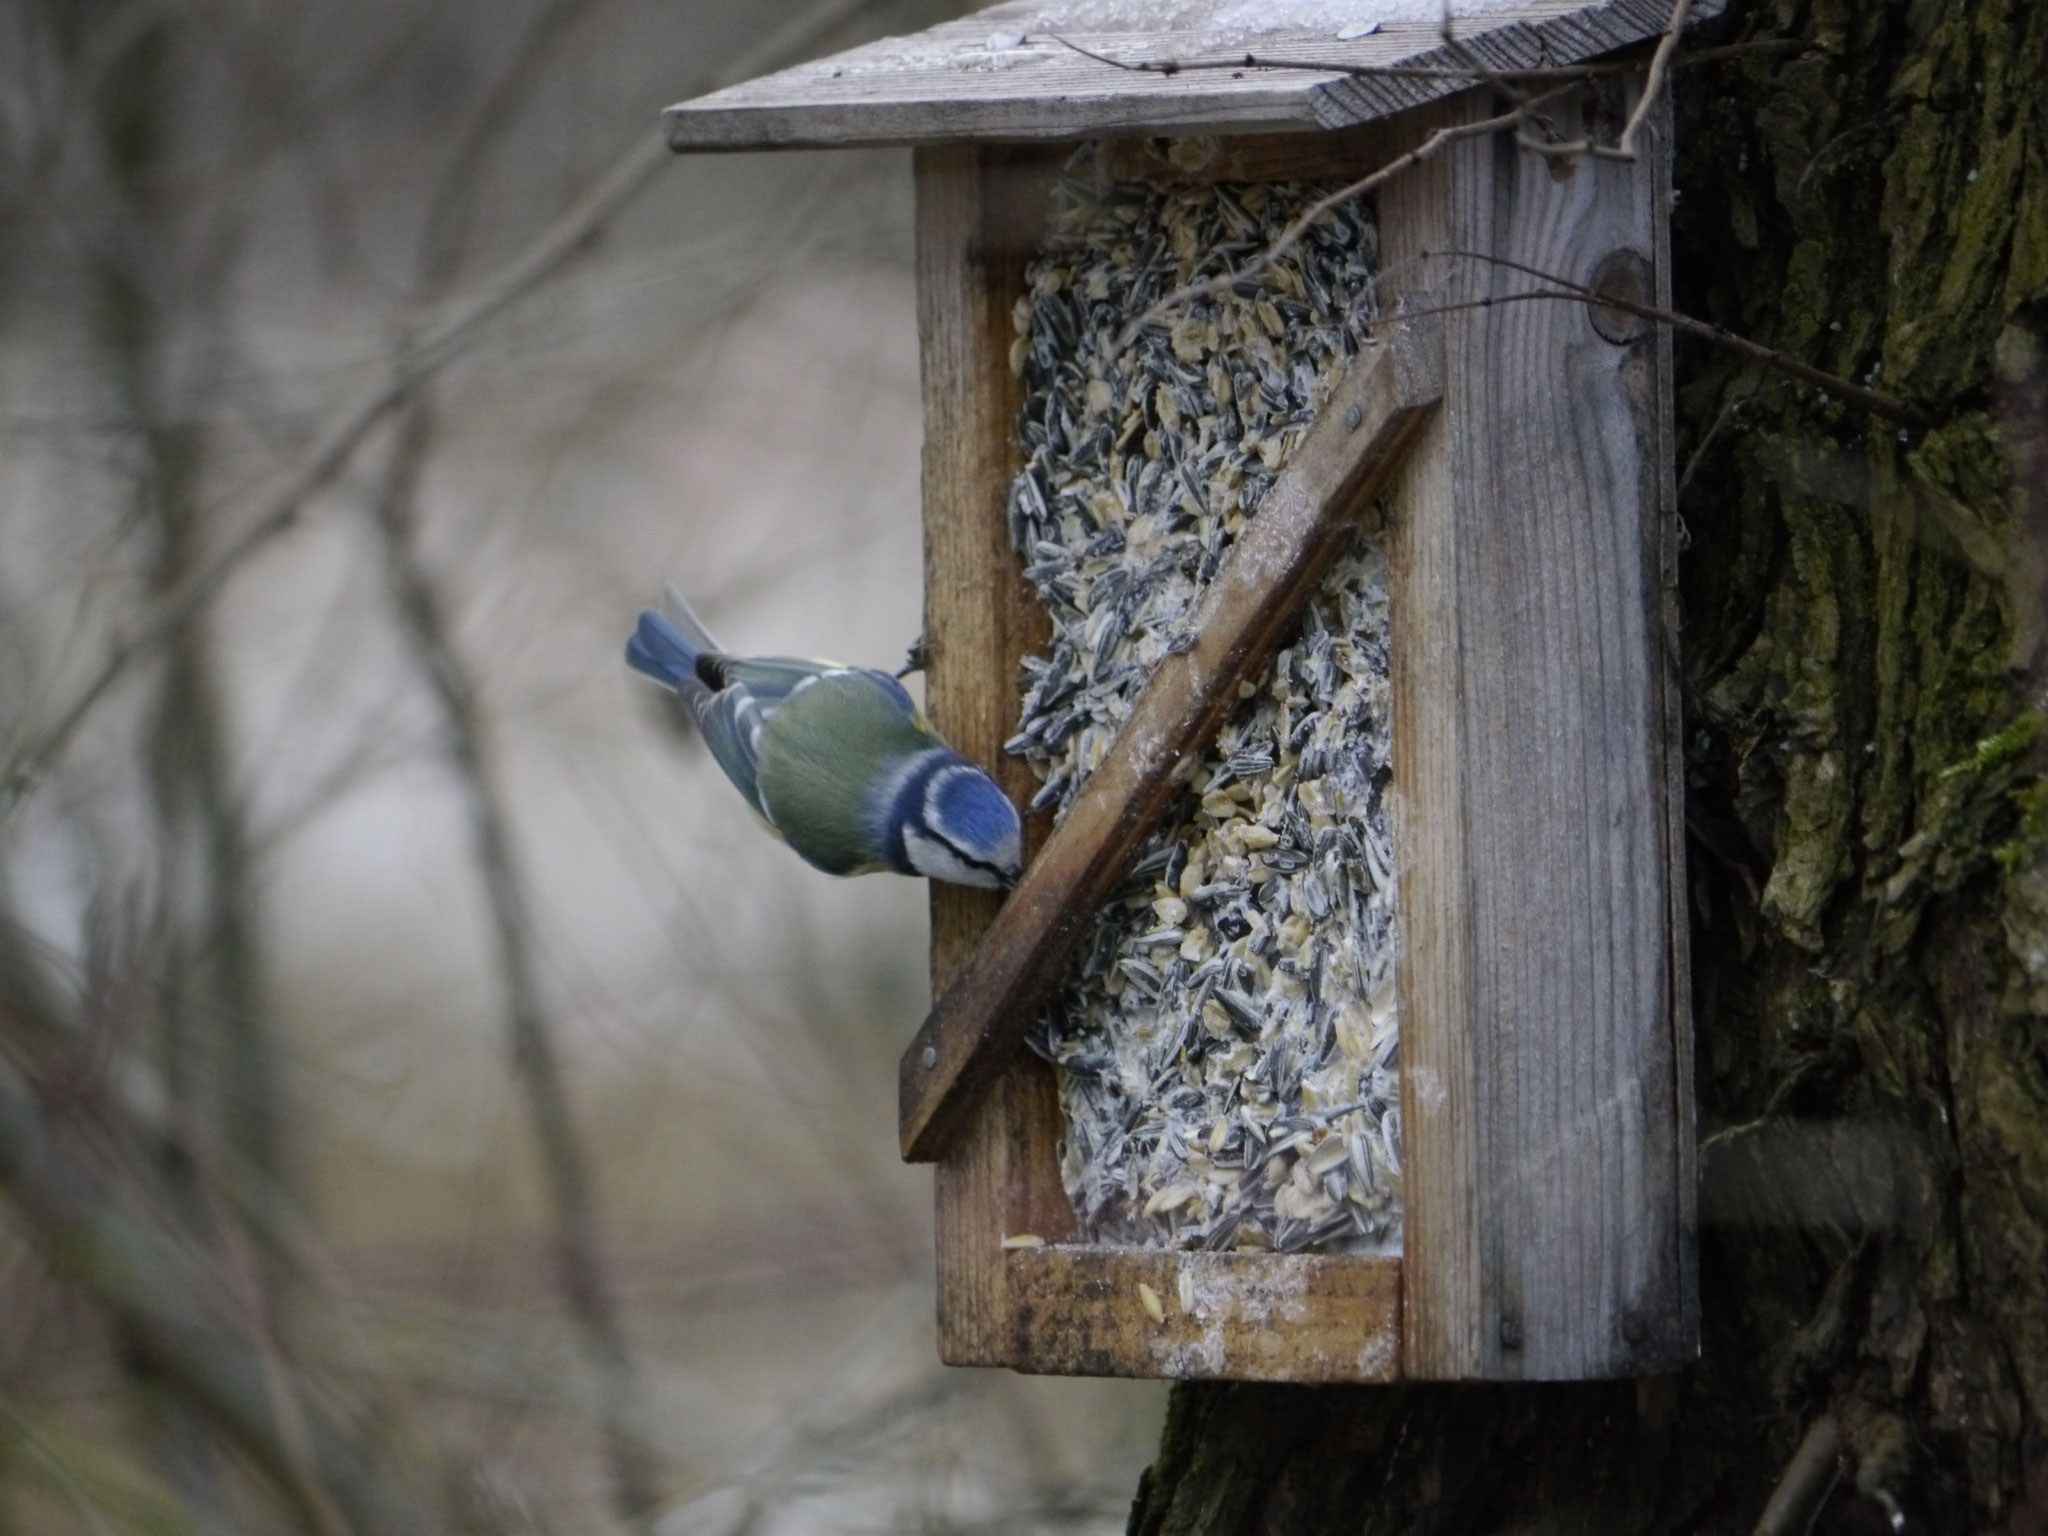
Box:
985 1246 1403 1383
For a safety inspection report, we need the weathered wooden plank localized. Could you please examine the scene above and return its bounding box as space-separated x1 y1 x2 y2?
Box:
1005 1248 1402 1381
1383 81 1692 1378
1380 96 1482 1383
901 320 1444 1164
663 0 1721 152
917 144 1076 1367
1095 122 1408 187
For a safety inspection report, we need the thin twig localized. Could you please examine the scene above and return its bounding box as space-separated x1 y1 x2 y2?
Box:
415 0 598 289
202 1181 352 1536
1620 0 1692 158
0 1396 123 1536
1677 390 1750 503
1754 1415 1845 1536
1793 117 1887 199
0 140 658 815
1512 0 1690 164
366 16 662 1510
1047 33 1617 82
1048 33 1801 83
371 403 660 1520
1412 247 1929 426
1113 88 1574 350
0 1052 425 1535
1 0 883 820
1074 0 1707 346
1366 286 1918 425
1434 0 1523 103
353 3 897 1521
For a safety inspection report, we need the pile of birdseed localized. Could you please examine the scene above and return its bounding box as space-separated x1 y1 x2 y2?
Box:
1004 156 1402 1255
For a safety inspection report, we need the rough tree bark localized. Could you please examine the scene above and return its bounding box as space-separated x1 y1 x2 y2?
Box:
1128 0 2048 1530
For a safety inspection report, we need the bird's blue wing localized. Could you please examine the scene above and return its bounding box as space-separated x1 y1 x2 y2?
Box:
682 685 771 821
712 667 921 847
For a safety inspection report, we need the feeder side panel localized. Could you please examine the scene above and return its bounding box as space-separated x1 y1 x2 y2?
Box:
1387 83 1694 1379
1385 94 1486 1379
915 145 1073 1366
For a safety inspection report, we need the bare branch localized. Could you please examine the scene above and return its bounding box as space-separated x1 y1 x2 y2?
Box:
1433 0 1523 101
1046 32 1618 82
1 0 886 820
202 1180 353 1536
1620 0 1693 158
0 1048 434 1535
1074 0 1708 348
369 401 660 1521
347 4 908 1519
1754 1416 1846 1536
1678 389 1751 503
1048 31 1802 84
1409 247 1930 425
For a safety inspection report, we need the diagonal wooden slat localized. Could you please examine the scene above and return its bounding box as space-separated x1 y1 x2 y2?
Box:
899 315 1443 1163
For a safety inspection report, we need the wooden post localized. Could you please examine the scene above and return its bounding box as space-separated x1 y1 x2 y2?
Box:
916 144 1076 1366
1383 82 1695 1379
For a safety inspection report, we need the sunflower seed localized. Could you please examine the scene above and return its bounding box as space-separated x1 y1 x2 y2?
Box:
1011 157 1400 1257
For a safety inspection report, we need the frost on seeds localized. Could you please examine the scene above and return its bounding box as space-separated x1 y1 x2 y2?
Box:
1006 156 1401 1257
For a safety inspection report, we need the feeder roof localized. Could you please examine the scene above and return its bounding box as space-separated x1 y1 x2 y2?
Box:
663 0 1717 152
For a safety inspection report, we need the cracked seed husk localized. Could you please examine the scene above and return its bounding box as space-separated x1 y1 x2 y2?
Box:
1008 152 1401 1256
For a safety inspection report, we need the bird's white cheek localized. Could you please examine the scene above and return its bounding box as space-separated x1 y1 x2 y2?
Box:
903 826 1003 889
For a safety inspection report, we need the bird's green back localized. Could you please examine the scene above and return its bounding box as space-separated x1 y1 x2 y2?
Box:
754 675 936 874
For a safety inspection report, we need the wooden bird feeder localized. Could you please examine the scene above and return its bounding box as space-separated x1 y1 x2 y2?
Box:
666 0 1703 1383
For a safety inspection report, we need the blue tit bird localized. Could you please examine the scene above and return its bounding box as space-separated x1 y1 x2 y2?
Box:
625 589 1023 890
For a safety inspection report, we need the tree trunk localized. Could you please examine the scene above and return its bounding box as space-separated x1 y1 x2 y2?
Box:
1129 0 2048 1529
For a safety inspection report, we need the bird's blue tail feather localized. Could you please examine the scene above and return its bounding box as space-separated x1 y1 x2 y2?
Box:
626 609 699 687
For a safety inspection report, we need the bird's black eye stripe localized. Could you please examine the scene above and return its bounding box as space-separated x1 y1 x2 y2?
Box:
695 654 728 690
938 832 1012 884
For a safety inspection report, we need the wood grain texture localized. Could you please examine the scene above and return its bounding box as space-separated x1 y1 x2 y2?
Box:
1095 123 1408 186
902 322 1443 1163
662 0 1723 151
1005 1248 1401 1382
917 133 1427 1385
1383 81 1693 1378
917 94 1690 1385
916 145 1075 1366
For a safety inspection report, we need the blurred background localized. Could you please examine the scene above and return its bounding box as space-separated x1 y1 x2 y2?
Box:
0 1 1165 1530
